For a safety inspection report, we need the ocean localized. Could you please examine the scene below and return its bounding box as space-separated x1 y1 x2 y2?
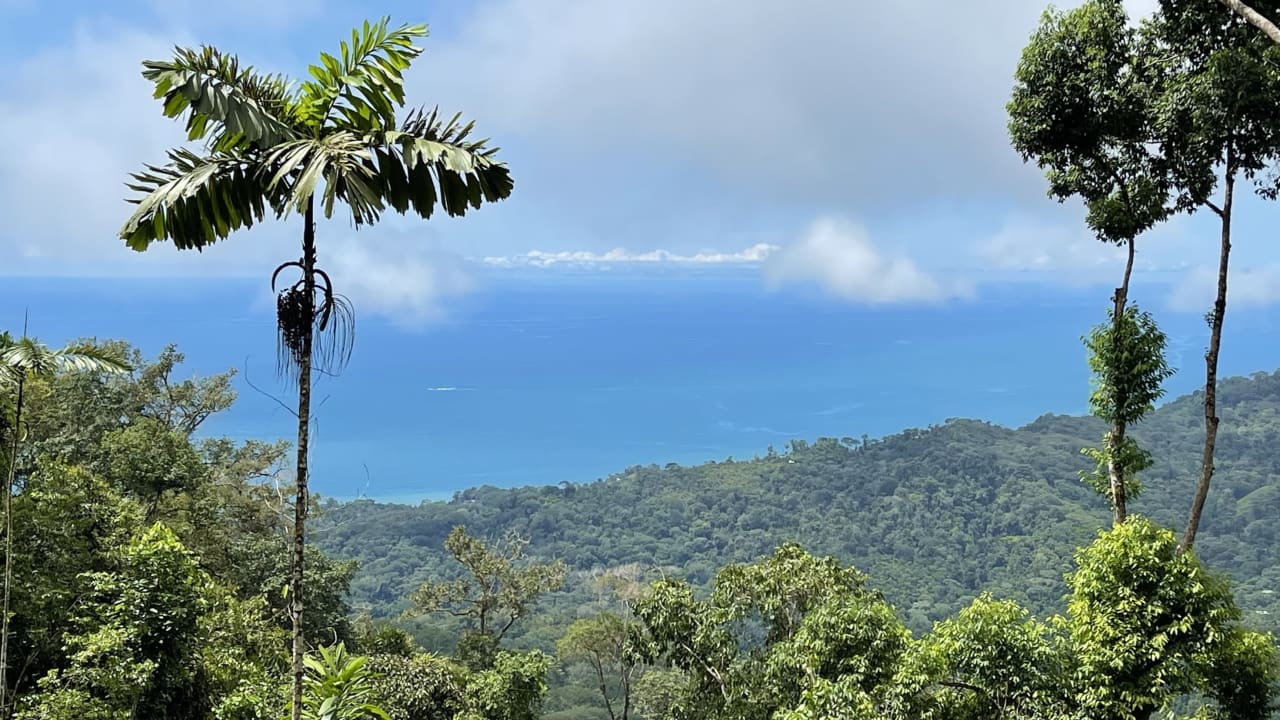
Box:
2 269 1276 502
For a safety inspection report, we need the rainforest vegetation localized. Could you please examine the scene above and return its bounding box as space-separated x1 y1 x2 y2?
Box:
4 0 1280 718
2 341 1280 719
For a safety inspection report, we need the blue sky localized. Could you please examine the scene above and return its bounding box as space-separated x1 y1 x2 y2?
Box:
1 0 1278 327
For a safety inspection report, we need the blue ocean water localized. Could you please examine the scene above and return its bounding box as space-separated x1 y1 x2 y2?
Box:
2 269 1276 502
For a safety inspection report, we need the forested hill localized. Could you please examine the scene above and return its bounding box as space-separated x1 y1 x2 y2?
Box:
317 369 1280 639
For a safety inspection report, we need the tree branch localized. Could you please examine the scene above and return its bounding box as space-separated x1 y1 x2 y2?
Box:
160 365 176 429
1218 0 1280 45
496 611 520 641
1205 199 1225 217
939 680 988 695
676 640 730 703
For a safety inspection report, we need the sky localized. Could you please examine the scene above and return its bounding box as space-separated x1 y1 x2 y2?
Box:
1 0 1278 326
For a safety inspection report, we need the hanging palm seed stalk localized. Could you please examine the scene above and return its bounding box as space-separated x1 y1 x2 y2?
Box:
272 259 354 385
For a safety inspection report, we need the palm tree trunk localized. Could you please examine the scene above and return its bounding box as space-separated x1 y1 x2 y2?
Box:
1182 166 1234 553
1107 238 1137 526
290 198 316 720
0 373 23 718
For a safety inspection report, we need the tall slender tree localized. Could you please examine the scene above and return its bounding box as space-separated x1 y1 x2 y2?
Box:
1008 0 1170 523
1079 305 1174 522
117 19 513 719
0 332 128 715
1149 0 1280 550
1011 0 1280 544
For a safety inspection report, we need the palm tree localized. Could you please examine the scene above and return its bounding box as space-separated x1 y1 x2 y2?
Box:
116 19 513 717
0 332 129 714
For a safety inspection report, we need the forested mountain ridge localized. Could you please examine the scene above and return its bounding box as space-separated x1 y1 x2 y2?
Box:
3 343 1275 720
318 369 1280 642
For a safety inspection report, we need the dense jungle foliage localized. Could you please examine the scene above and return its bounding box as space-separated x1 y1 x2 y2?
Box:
318 370 1280 718
7 0 1280 717
3 338 1279 719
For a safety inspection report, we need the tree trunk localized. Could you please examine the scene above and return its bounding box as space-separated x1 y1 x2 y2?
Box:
1182 167 1234 553
290 198 317 720
0 374 24 718
621 669 631 720
1107 238 1137 526
1218 0 1280 44
592 657 617 720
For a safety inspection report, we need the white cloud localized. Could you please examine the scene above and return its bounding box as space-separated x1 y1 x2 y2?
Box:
5 1 1273 290
1168 264 1280 311
0 17 422 279
0 26 183 271
764 217 966 303
0 24 305 277
323 236 474 328
421 0 1050 212
479 243 777 268
976 217 1127 283
970 213 1215 287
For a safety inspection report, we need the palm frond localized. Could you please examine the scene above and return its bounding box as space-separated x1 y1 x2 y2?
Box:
119 148 285 251
144 46 300 152
297 18 427 133
263 134 385 222
367 107 514 220
52 344 132 375
264 106 514 228
0 334 14 389
0 338 59 377
123 21 512 250
0 338 130 378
